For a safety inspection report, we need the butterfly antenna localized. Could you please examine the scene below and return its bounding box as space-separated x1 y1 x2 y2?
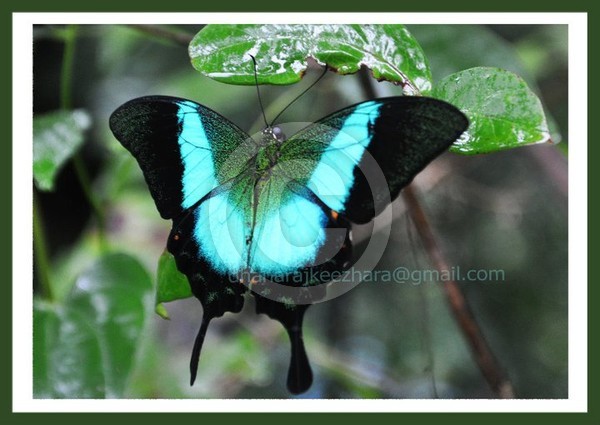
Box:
249 55 269 128
270 65 329 126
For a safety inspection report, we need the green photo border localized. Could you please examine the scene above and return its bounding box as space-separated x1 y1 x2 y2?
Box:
3 1 595 424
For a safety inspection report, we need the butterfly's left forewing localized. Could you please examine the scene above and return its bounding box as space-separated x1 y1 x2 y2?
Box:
109 96 255 219
110 96 256 385
280 97 469 223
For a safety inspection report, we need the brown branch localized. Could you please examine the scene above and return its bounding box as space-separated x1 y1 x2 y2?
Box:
403 185 515 399
355 65 514 398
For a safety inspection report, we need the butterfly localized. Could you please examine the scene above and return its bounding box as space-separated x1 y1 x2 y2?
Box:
109 93 468 394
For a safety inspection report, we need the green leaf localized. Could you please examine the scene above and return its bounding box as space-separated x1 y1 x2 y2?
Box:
432 67 552 155
33 302 106 398
33 253 152 398
189 24 431 94
410 25 562 144
155 250 192 319
33 109 91 191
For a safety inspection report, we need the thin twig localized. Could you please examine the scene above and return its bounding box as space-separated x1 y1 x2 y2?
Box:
416 274 439 398
127 24 194 46
404 215 439 398
403 185 515 399
357 66 378 98
72 154 107 245
356 65 514 399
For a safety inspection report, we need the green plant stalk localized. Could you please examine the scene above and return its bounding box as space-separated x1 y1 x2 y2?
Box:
33 193 53 302
60 25 107 248
60 25 77 110
72 154 107 246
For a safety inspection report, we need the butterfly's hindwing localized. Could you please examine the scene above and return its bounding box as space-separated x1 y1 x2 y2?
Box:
183 168 352 282
167 197 247 385
165 167 350 392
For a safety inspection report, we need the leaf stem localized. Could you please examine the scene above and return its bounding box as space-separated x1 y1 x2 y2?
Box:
33 193 54 302
72 154 107 247
60 25 107 248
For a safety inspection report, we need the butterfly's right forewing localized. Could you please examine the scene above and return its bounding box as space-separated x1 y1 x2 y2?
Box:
280 97 468 224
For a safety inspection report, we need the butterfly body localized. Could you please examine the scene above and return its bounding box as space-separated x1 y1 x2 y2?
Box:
109 93 468 394
254 139 280 172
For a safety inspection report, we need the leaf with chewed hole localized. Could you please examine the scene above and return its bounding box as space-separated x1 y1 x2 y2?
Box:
189 24 431 94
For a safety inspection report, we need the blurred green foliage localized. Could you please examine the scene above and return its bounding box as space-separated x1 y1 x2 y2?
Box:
34 253 153 398
33 109 91 191
32 24 567 399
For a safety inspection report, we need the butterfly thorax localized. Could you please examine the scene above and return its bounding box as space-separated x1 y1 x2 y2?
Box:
255 127 283 173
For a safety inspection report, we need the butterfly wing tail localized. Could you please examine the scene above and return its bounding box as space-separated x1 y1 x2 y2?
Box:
190 315 211 386
254 295 313 394
285 307 313 395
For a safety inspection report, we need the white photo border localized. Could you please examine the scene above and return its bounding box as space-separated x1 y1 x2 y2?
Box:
13 12 587 413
